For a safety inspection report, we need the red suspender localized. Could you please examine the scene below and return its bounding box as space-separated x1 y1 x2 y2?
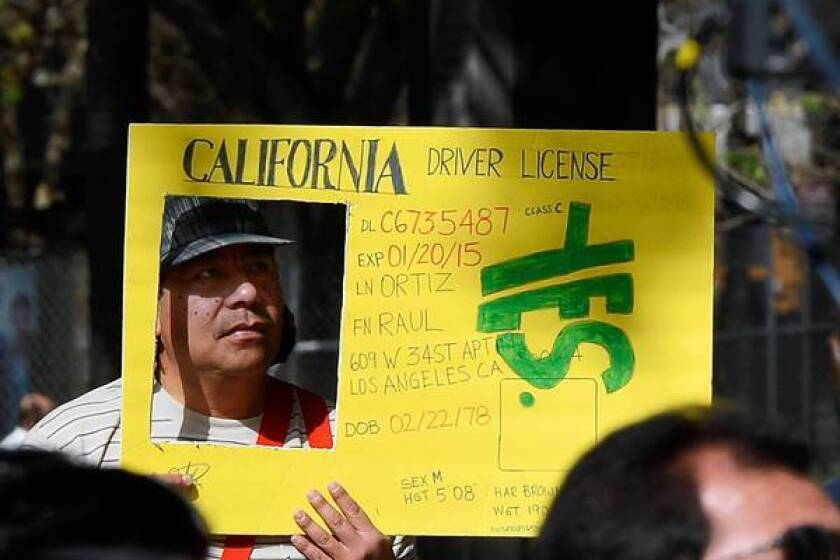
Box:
298 387 334 449
219 535 257 560
256 380 294 446
221 379 333 560
257 380 333 448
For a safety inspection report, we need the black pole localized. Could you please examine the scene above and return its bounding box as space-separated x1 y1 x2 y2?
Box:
84 0 148 386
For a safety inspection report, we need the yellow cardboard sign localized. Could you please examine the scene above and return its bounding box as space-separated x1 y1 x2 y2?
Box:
122 124 713 536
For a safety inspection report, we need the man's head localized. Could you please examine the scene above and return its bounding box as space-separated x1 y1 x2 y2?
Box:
156 197 292 391
18 393 54 430
0 450 207 559
533 407 840 560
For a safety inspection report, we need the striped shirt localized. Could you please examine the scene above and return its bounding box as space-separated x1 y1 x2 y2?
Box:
24 379 416 560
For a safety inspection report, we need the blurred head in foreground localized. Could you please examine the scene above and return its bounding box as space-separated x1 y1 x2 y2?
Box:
533 406 840 560
0 450 207 559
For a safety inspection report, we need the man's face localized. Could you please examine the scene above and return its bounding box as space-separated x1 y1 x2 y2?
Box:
157 244 284 379
686 445 840 560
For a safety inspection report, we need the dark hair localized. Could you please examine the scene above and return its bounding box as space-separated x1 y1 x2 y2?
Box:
0 450 207 559
276 304 297 363
532 406 810 560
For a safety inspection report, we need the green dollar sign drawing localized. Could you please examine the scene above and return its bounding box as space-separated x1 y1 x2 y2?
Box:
477 201 636 397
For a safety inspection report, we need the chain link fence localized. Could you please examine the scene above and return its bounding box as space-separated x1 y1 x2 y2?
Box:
713 225 840 475
0 248 91 434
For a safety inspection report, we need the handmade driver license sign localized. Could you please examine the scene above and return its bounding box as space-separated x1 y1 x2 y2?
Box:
122 124 713 536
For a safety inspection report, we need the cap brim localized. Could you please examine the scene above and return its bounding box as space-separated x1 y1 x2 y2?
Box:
167 233 293 267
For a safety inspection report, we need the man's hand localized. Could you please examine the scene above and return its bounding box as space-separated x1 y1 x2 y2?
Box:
151 473 195 499
154 473 193 488
291 482 396 560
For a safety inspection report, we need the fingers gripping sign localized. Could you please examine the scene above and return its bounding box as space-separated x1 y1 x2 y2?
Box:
292 482 396 560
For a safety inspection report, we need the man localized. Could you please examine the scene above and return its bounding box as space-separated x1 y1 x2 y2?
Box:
533 406 840 560
1 392 54 448
25 196 415 560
